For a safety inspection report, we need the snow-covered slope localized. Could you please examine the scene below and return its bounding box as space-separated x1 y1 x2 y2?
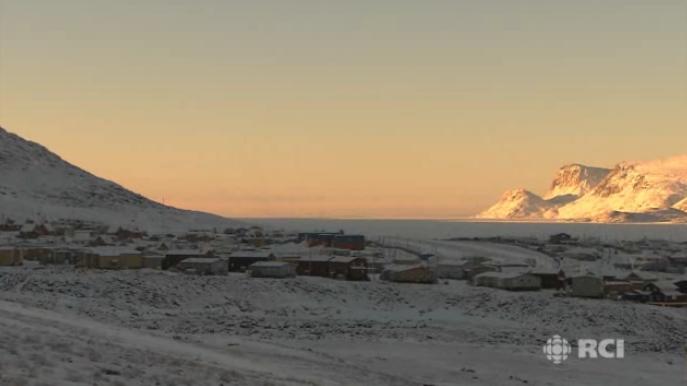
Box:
675 197 687 212
478 155 687 223
544 164 611 199
0 126 242 232
475 188 556 220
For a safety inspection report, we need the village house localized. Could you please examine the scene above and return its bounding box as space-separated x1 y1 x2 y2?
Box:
176 257 228 275
328 256 369 281
603 280 644 297
299 232 340 247
142 255 165 270
39 248 85 265
473 272 541 291
78 247 144 270
642 282 687 305
570 275 605 298
113 227 146 241
530 270 566 290
20 247 52 261
228 251 275 272
163 250 208 270
331 235 366 251
248 261 297 278
380 264 437 284
675 280 687 294
0 247 23 266
294 255 333 277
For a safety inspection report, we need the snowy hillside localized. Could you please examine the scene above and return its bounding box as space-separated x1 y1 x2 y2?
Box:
0 126 242 232
478 156 687 223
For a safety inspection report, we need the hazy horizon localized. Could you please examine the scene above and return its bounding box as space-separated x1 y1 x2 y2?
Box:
1 1 686 218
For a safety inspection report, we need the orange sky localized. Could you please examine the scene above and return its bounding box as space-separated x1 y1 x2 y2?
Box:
1 1 686 218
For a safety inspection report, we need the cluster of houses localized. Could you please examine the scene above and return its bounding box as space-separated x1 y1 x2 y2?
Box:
0 222 374 282
372 253 687 307
2 222 687 307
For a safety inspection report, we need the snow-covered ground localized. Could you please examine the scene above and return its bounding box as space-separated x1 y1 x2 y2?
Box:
1 265 685 385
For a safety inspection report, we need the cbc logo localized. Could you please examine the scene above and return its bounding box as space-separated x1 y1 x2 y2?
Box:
542 335 572 364
543 335 625 364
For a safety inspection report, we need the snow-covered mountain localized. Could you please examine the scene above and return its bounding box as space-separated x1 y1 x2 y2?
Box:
544 164 611 200
478 156 687 223
0 126 242 232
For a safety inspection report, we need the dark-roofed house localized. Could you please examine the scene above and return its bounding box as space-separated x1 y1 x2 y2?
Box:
676 280 687 294
380 264 437 284
295 255 333 277
473 272 541 291
301 232 340 247
332 235 366 251
248 261 296 279
228 251 275 272
643 282 687 305
176 257 228 275
329 256 369 281
163 250 208 270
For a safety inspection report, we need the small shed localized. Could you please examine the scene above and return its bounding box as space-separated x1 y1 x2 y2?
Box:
380 264 437 284
228 251 275 272
329 256 369 281
570 275 605 298
248 261 296 278
176 257 228 275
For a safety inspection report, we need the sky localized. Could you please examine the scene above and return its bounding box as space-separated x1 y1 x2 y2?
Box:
0 1 686 219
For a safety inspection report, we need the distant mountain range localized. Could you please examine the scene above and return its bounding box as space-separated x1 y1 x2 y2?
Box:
477 156 687 223
0 126 242 232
